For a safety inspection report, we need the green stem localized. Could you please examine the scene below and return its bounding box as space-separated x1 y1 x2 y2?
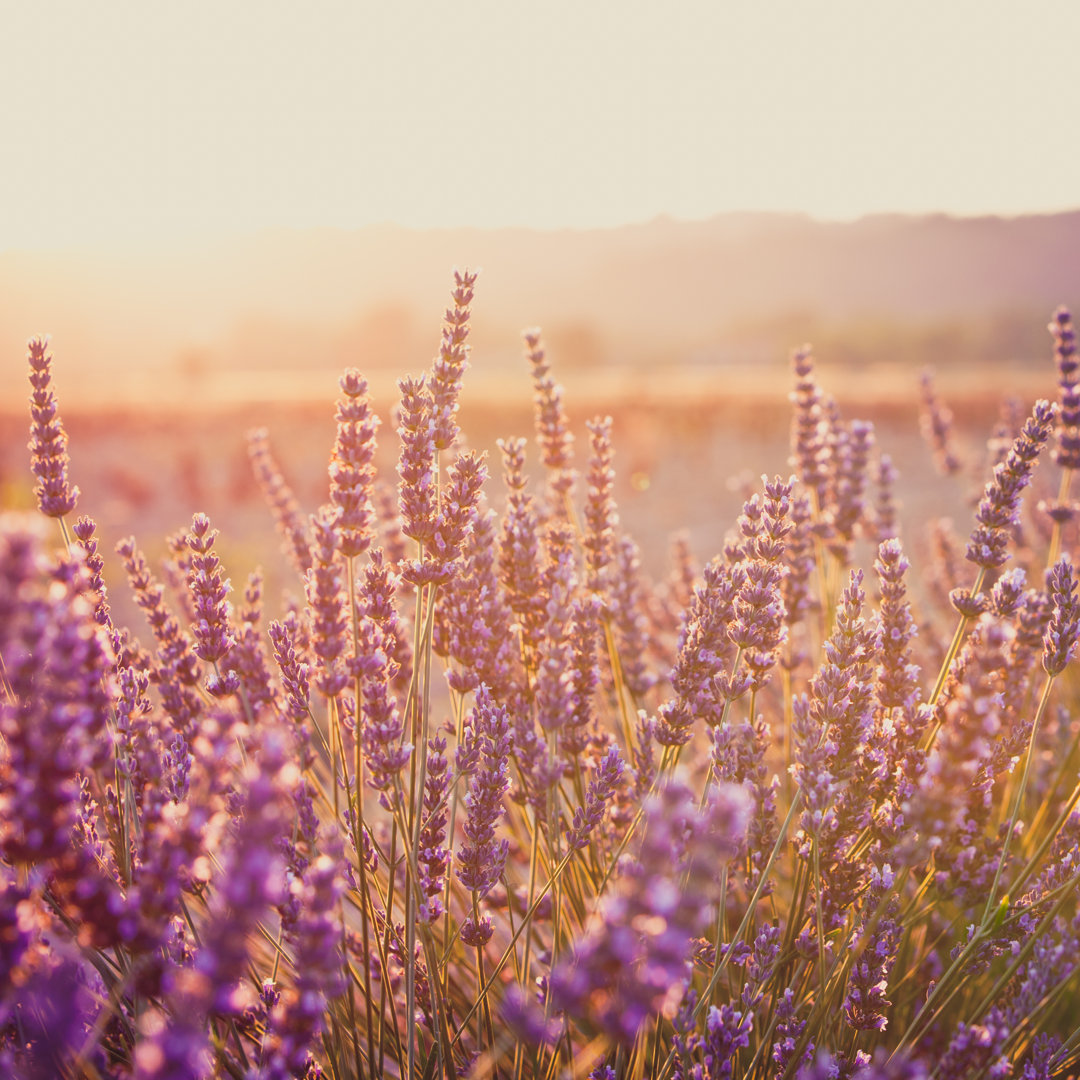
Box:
981 675 1054 925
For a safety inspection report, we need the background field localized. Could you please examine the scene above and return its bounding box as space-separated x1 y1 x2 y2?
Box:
2 211 1071 632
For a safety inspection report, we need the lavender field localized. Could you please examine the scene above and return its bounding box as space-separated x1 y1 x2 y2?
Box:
4 272 1080 1080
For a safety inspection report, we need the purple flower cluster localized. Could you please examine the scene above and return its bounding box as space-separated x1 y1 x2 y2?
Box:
328 368 379 558
27 337 80 519
456 686 512 944
967 400 1056 569
12 285 1080 1080
548 781 750 1045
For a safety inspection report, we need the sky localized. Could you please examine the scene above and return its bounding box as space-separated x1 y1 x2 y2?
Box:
3 1 1080 251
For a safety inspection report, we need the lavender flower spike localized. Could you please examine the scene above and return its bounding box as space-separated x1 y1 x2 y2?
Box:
583 415 618 592
329 369 380 558
456 684 512 946
966 399 1056 569
27 336 80 519
565 744 624 851
1043 555 1080 676
918 369 962 476
430 268 479 450
526 328 576 509
1050 306 1080 470
247 427 312 575
185 513 235 666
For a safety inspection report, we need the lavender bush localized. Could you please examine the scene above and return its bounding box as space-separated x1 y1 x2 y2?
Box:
3 285 1080 1080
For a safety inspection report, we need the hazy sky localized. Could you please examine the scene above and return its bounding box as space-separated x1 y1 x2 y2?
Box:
4 2 1079 250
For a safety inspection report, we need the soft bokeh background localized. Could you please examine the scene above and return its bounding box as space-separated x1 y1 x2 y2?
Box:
3 0 1079 608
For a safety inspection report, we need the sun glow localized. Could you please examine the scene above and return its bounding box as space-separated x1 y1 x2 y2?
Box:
3 1 1079 251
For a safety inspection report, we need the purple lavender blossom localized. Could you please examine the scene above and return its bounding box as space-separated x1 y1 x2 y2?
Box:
497 436 546 662
357 615 411 807
396 375 438 544
525 327 576 510
966 399 1056 569
456 686 512 943
873 452 900 543
116 536 204 735
658 556 741 745
329 369 380 558
8 957 99 1079
608 533 657 699
247 427 313 575
730 475 793 691
564 595 603 756
71 515 113 630
902 615 1011 901
584 415 618 592
422 448 487 584
789 345 831 510
1 529 113 868
437 508 517 695
417 735 451 921
358 547 413 692
26 337 79 519
565 744 624 851
135 731 292 1079
304 506 349 698
843 862 901 1033
1050 305 1080 470
185 513 236 667
935 1017 1010 1080
260 844 346 1079
828 418 875 561
918 369 963 476
535 522 578 735
1042 555 1080 676
269 616 310 714
548 780 749 1045
430 269 478 450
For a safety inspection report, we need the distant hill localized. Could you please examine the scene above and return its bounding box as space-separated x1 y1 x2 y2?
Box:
3 211 1079 403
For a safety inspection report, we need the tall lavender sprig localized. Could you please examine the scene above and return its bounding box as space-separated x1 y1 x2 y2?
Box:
869 539 921 815
247 427 312 576
498 436 546 666
526 328 576 513
456 685 512 946
329 369 379 558
417 734 451 922
304 506 348 698
966 400 1056 570
430 269 478 450
71 516 114 632
658 557 741 745
535 523 578 737
729 475 793 693
584 415 618 592
396 375 438 545
564 744 624 852
789 345 830 511
918 369 963 476
827 418 875 562
608 534 657 700
357 616 411 807
1042 555 1080 677
185 513 236 672
1050 306 1080 470
27 336 80 520
424 448 487 584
